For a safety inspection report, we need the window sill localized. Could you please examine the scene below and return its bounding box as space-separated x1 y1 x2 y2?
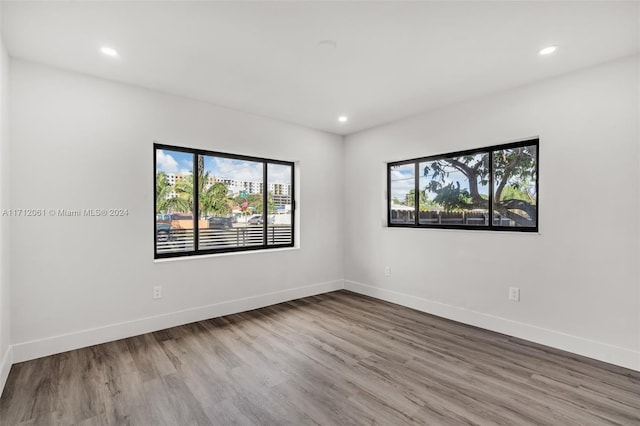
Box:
385 225 541 235
153 246 300 263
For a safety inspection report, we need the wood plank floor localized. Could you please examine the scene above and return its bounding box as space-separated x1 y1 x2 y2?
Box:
1 290 639 425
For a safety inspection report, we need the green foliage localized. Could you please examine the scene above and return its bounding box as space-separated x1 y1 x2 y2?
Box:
431 182 472 211
173 174 231 217
155 158 232 217
421 146 537 225
232 193 273 215
171 174 195 214
422 154 486 212
499 185 534 203
155 172 173 213
403 188 439 211
202 182 231 217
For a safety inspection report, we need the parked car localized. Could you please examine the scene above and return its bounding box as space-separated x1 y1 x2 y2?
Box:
156 213 172 221
156 223 172 242
248 214 263 225
209 216 233 230
170 213 193 220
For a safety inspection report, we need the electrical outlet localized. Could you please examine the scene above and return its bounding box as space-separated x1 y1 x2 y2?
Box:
509 287 520 302
153 286 162 299
384 266 391 276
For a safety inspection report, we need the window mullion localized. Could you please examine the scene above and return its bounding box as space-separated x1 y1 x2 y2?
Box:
263 162 268 247
414 162 420 226
488 149 494 229
386 139 538 232
387 163 392 226
155 143 296 258
194 153 200 251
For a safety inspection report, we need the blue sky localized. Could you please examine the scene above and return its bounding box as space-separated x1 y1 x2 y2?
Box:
157 149 291 184
390 164 414 202
419 159 489 200
391 154 489 203
204 156 263 182
156 149 193 174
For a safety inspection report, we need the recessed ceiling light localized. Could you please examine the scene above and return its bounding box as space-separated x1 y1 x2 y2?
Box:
100 46 119 57
538 45 557 56
338 116 348 123
317 40 337 50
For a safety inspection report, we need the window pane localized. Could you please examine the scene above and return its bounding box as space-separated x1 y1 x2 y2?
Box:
155 149 195 254
493 144 537 228
419 153 489 226
267 163 293 245
198 155 264 250
389 163 416 224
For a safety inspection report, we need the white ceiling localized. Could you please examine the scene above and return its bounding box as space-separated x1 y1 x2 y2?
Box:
1 1 638 135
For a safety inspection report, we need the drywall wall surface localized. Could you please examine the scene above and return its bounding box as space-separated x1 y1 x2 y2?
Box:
0 34 12 389
343 56 640 370
9 59 344 359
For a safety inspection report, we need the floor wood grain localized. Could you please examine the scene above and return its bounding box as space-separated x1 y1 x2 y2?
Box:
1 290 638 425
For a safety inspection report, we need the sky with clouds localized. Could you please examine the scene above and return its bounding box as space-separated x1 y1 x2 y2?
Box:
419 160 488 199
391 154 489 204
156 149 291 185
390 164 414 202
156 150 193 174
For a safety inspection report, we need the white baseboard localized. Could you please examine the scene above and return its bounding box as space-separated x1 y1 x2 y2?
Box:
8 278 638 377
11 279 344 364
344 280 640 372
0 345 12 396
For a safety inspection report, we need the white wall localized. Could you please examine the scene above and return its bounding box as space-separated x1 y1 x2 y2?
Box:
0 36 12 389
343 56 640 370
9 59 344 361
6 55 639 373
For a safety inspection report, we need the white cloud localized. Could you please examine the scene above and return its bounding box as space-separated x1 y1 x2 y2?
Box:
211 157 263 182
156 150 179 173
267 164 292 185
390 167 414 200
200 156 293 185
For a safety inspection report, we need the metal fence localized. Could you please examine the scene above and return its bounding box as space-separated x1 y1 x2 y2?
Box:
157 226 292 254
391 211 514 226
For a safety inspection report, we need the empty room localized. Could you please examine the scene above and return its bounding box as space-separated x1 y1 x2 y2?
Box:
0 1 638 425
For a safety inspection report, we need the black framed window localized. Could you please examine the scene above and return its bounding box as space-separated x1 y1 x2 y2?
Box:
155 144 294 258
388 139 538 231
